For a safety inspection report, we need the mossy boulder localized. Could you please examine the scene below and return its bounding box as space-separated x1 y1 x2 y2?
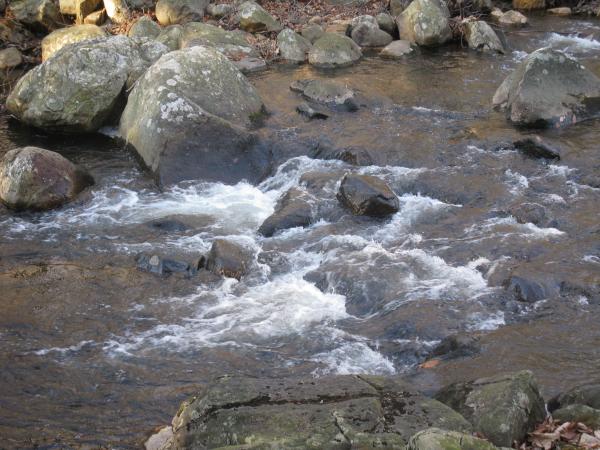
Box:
128 16 161 40
435 371 546 447
277 28 312 63
396 0 452 46
237 1 282 32
119 46 269 186
41 24 107 61
308 32 362 68
7 36 168 133
0 147 93 211
155 0 208 25
553 404 600 428
407 428 501 450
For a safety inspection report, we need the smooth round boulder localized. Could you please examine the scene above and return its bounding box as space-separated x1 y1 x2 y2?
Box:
301 23 324 43
119 46 268 187
155 0 209 25
277 28 311 63
41 24 107 61
0 147 93 211
290 79 357 111
396 0 452 46
128 16 161 39
308 33 362 69
7 36 169 133
337 173 399 217
236 1 282 33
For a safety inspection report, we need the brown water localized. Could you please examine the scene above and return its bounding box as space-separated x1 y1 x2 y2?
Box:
1 15 600 449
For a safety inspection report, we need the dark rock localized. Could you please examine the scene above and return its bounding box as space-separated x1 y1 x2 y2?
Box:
204 239 253 280
0 147 93 211
350 15 393 47
299 170 343 191
431 333 481 359
553 404 600 428
258 188 314 237
290 79 358 111
146 218 188 233
337 173 399 217
549 383 600 412
435 370 546 447
160 374 472 449
507 275 550 303
136 253 193 277
296 102 328 120
508 202 547 226
314 145 375 165
513 137 561 160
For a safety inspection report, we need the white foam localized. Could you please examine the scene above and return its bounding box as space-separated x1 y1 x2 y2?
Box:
505 169 529 195
312 342 396 376
32 340 95 356
547 33 600 53
467 312 505 331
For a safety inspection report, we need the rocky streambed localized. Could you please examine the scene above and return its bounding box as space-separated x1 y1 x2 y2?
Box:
1 0 600 448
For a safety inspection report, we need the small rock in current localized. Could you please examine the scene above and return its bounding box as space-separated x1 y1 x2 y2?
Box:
296 102 328 120
337 173 399 217
513 137 561 159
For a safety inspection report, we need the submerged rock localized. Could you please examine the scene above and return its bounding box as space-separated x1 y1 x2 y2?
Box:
435 370 546 447
407 428 500 450
547 6 571 15
493 48 600 128
258 188 314 237
380 39 413 58
513 137 561 159
0 147 93 211
463 20 504 53
277 28 312 63
7 36 168 133
337 173 399 217
202 239 254 279
119 46 268 186
41 24 107 61
128 16 162 40
236 1 282 33
290 78 357 111
155 0 208 25
396 0 452 46
9 0 62 31
159 375 472 449
308 32 362 68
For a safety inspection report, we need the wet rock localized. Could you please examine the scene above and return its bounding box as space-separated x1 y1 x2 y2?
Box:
549 383 600 412
0 147 93 211
41 24 107 61
156 24 183 50
308 32 362 68
104 0 128 24
513 137 561 159
136 253 193 277
380 39 413 58
155 0 208 25
506 275 551 303
553 404 600 428
290 79 357 111
161 375 472 449
508 202 547 225
396 0 452 46
203 239 253 279
299 170 343 191
145 218 188 233
491 8 528 27
351 15 393 47
407 428 500 450
463 20 504 53
128 16 162 40
513 0 545 10
119 46 268 187
431 332 481 359
493 48 600 128
7 36 168 133
337 173 399 217
314 144 375 165
60 0 102 24
547 7 571 15
0 47 23 70
376 12 397 36
206 3 233 19
258 188 314 237
83 9 106 25
277 28 311 63
296 102 329 120
390 0 404 16
301 23 325 43
435 371 546 447
236 1 282 33
9 0 62 31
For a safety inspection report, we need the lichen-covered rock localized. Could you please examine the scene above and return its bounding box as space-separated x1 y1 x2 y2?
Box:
290 78 357 111
308 32 362 68
337 173 399 217
9 0 62 31
549 383 600 412
435 371 546 447
119 46 269 187
155 0 208 25
128 16 161 40
351 15 393 47
237 1 282 32
155 24 183 51
158 375 472 449
259 188 314 237
202 239 254 279
492 48 600 128
553 404 600 428
463 20 504 53
277 28 311 63
513 0 545 10
206 3 232 18
407 428 500 450
7 36 168 133
380 39 413 58
301 23 325 43
0 47 23 70
181 22 259 61
0 147 93 211
103 0 128 24
41 24 107 61
396 0 452 46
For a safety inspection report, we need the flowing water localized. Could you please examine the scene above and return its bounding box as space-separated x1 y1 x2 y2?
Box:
1 15 600 448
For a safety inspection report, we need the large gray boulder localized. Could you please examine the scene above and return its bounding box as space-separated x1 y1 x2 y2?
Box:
155 0 208 25
154 375 472 449
277 28 311 63
396 0 452 46
41 24 107 61
435 370 546 447
7 36 168 133
236 1 282 33
407 428 501 450
9 0 62 31
463 20 504 53
0 147 93 211
493 47 600 128
119 46 269 187
308 32 362 68
351 15 393 47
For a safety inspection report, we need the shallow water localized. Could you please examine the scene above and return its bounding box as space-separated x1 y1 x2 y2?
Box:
1 15 600 448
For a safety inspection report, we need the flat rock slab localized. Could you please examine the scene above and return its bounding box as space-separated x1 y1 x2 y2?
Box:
159 375 472 449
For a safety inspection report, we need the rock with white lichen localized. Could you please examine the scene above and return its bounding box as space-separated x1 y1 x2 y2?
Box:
308 32 362 68
277 28 312 63
236 1 282 33
396 0 452 46
41 24 107 60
